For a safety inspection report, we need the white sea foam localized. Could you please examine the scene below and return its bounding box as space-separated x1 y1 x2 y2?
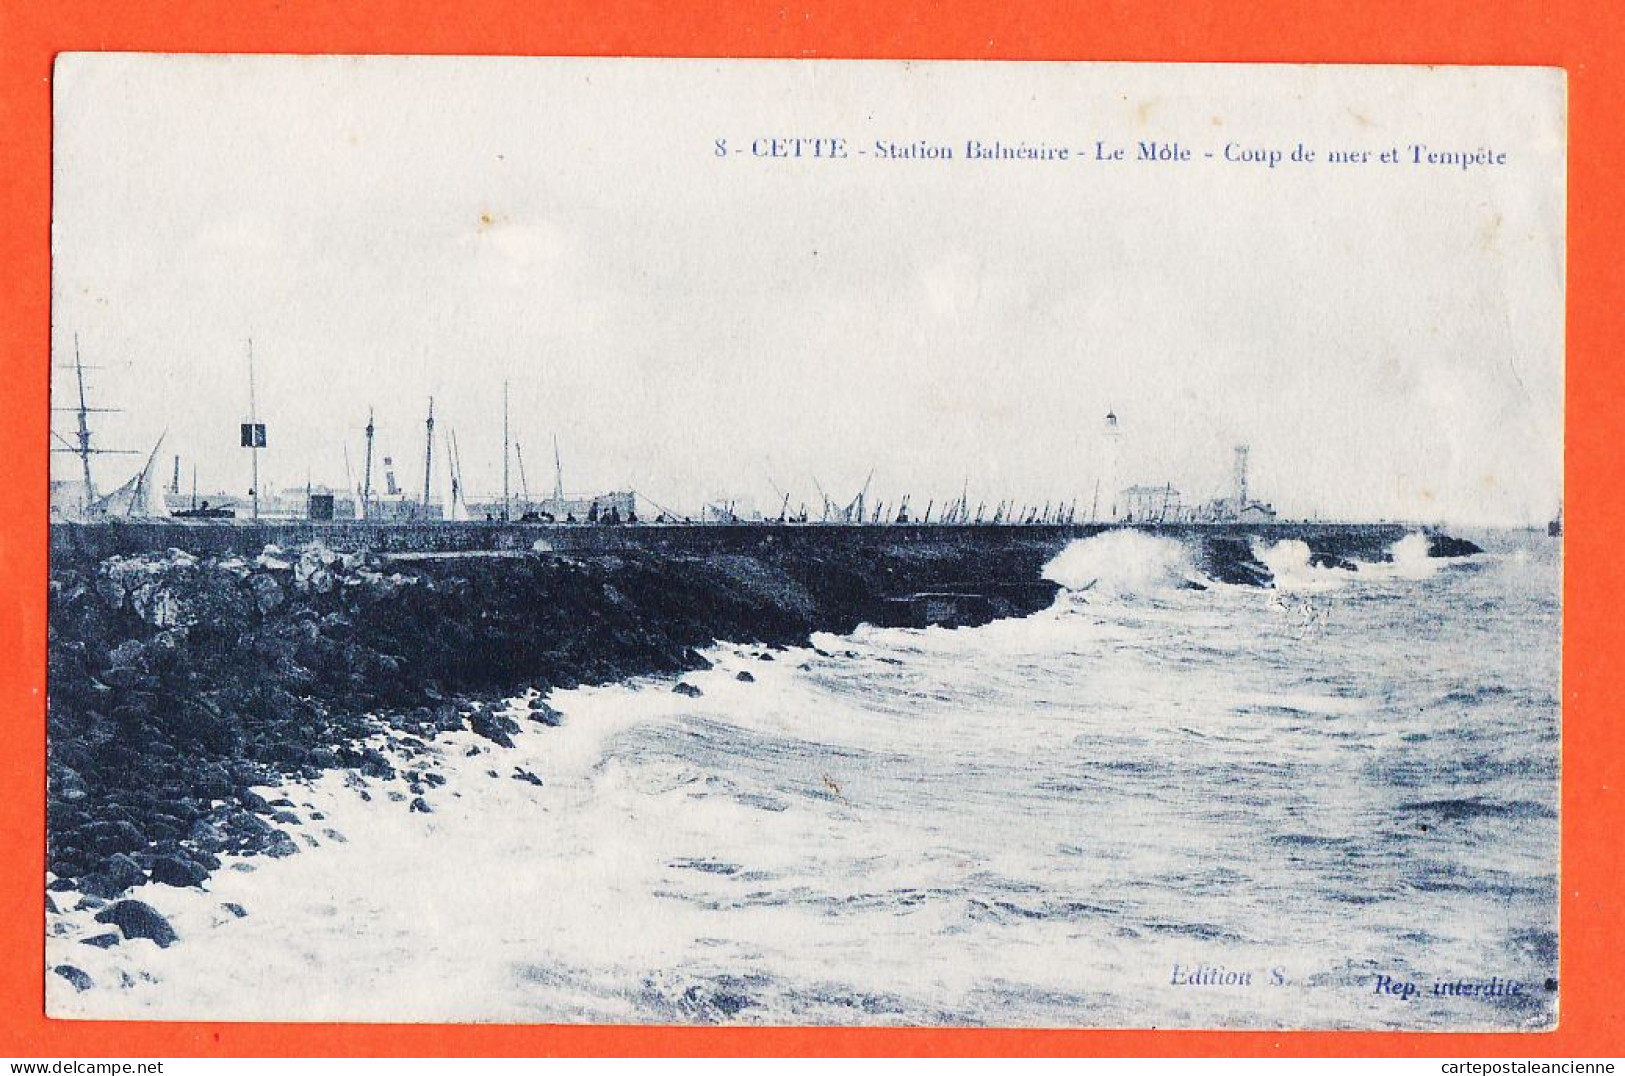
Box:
1390 532 1442 578
1041 530 1196 595
1350 532 1443 582
1253 539 1351 593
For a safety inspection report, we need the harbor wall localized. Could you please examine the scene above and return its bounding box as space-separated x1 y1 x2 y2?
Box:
50 519 1412 561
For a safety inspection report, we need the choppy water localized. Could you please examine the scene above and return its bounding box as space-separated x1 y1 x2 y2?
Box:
47 530 1561 1029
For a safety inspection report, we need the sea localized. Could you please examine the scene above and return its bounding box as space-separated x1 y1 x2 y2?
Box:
45 529 1562 1029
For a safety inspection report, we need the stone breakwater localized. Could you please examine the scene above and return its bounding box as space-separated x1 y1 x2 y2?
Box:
45 538 1063 909
45 526 1477 961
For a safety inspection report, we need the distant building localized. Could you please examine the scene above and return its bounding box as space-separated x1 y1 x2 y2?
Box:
1199 444 1278 522
364 496 444 522
50 480 97 521
1121 484 1183 523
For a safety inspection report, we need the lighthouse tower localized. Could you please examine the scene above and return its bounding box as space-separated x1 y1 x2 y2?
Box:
1233 444 1251 507
1103 409 1123 521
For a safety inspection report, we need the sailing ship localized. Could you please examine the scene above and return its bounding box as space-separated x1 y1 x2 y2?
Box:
85 434 172 519
50 336 170 521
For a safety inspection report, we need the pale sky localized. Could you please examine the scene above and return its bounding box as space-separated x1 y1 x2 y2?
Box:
51 56 1565 524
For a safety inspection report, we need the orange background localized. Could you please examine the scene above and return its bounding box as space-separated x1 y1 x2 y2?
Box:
1 0 1619 1058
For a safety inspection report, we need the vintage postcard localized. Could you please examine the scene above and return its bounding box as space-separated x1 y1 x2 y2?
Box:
45 55 1564 1029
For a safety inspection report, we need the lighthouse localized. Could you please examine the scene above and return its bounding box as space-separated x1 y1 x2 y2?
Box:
1103 409 1123 521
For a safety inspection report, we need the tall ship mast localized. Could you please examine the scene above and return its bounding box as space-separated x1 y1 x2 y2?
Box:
50 335 138 517
422 397 436 511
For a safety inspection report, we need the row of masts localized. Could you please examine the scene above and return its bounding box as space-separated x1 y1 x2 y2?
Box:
53 338 1123 526
347 379 566 521
764 488 1083 526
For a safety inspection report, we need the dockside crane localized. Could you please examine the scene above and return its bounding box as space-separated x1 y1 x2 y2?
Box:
811 476 834 523
846 469 875 524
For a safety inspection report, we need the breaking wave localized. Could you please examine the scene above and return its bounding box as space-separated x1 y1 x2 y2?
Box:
1041 530 1197 596
1046 529 1446 596
1254 539 1350 592
1386 532 1443 579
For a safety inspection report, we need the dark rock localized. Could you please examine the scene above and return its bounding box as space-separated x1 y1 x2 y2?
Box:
80 932 121 949
101 665 154 691
221 902 247 918
76 819 146 856
264 831 300 858
184 847 222 872
106 638 147 669
673 682 704 698
512 768 545 787
356 747 396 780
1308 552 1358 571
55 768 90 803
1427 534 1483 558
527 697 565 726
246 573 284 614
238 790 272 814
736 671 755 683
149 855 208 888
468 710 515 748
409 797 432 813
80 853 148 899
1198 538 1274 587
94 900 177 948
187 820 227 851
45 894 60 915
47 878 76 893
53 965 94 992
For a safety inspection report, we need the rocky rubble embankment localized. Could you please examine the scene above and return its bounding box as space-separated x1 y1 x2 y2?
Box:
46 537 1060 933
